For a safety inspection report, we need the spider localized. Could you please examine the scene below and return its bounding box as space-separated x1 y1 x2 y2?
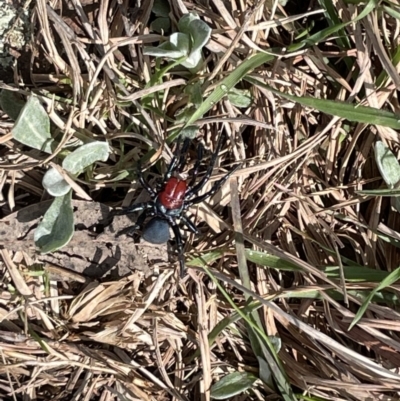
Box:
112 134 240 276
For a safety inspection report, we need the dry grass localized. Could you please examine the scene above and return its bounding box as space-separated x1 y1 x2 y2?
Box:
1 0 400 400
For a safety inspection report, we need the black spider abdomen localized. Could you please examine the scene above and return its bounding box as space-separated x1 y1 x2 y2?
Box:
142 217 170 244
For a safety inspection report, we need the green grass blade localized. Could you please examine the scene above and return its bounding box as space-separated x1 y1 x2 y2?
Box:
246 248 394 282
348 267 400 330
288 0 378 52
356 188 400 196
210 371 258 399
181 53 274 130
245 77 400 129
203 266 296 400
186 249 227 267
318 0 351 50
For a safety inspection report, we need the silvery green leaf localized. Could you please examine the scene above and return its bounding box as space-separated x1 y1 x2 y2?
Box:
181 50 202 69
257 356 273 387
34 191 74 254
270 336 282 352
210 371 257 399
42 167 71 197
144 12 209 69
227 88 252 108
180 125 198 139
12 96 54 153
188 18 212 53
185 81 203 106
178 12 199 35
0 89 25 120
169 32 190 55
62 141 109 175
153 0 170 17
143 45 186 59
375 141 400 188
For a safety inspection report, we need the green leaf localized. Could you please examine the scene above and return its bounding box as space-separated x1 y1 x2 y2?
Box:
374 141 400 188
143 44 186 59
188 18 212 54
349 267 400 330
0 89 25 120
42 167 71 197
180 125 198 139
144 13 211 70
227 88 252 108
12 96 54 153
210 371 257 399
245 77 400 130
62 141 109 175
178 12 199 34
270 336 282 352
257 355 272 389
185 81 203 107
34 191 74 253
152 0 170 17
150 17 171 33
182 47 202 70
168 32 190 55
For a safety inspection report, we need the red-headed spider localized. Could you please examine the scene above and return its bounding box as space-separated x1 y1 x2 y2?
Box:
112 134 240 276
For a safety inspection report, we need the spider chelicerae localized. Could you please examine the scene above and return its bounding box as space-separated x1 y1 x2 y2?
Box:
112 134 240 276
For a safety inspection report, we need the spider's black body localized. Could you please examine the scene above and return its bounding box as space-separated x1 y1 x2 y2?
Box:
142 218 170 244
112 135 240 276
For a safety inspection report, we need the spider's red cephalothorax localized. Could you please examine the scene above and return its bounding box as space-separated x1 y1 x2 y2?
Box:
112 134 240 277
159 177 187 210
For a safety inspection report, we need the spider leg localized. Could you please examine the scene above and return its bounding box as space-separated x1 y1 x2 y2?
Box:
112 205 155 238
185 133 226 197
170 220 186 277
187 142 204 188
111 202 154 216
181 214 200 235
126 209 148 236
161 145 181 184
137 161 157 198
163 155 179 183
163 137 191 183
186 163 241 206
177 137 191 173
